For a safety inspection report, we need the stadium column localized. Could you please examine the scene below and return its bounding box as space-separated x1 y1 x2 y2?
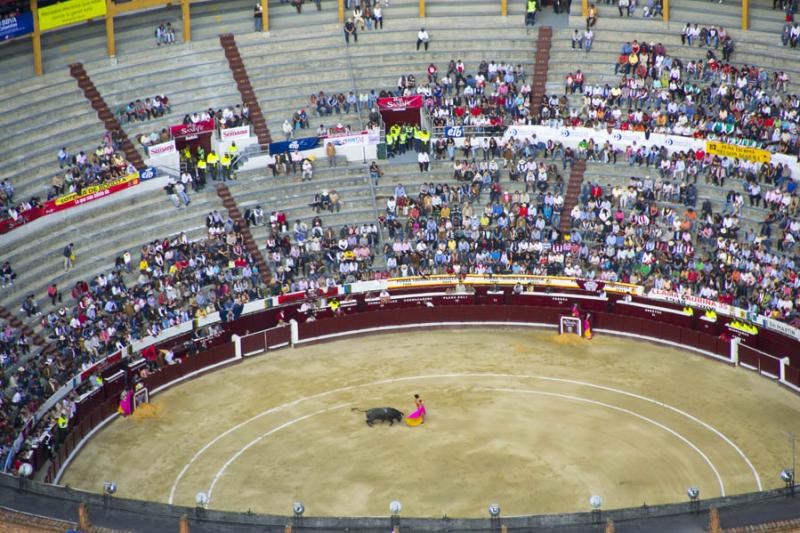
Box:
501 0 507 16
582 0 588 17
31 0 42 76
261 0 269 32
741 0 749 30
105 0 116 58
663 0 668 22
182 0 191 42
420 0 425 18
338 0 344 24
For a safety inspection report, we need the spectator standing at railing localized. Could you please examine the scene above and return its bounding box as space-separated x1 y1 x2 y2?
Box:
254 3 263 31
57 147 68 169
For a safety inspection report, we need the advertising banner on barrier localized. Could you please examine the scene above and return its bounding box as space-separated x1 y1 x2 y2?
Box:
220 125 251 141
0 206 43 234
0 12 33 40
444 126 464 138
147 140 176 157
39 0 106 32
170 119 215 140
138 167 157 181
321 129 380 148
377 95 423 111
502 125 799 179
269 136 320 154
0 173 141 235
49 173 139 211
705 140 771 164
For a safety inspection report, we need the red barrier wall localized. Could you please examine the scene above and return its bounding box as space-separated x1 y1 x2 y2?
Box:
43 287 800 483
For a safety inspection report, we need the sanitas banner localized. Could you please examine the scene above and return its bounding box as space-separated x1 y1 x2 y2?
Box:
39 0 106 32
377 95 423 111
220 125 250 141
705 140 771 164
170 119 215 140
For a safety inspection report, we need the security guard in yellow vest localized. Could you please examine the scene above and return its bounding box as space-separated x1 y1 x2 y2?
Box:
419 129 431 153
206 151 219 180
220 153 232 181
385 132 395 158
197 146 206 162
229 142 239 170
196 157 207 182
398 128 408 154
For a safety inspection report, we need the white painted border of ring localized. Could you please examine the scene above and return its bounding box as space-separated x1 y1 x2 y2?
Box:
169 373 761 505
204 388 727 508
483 387 726 497
54 321 762 499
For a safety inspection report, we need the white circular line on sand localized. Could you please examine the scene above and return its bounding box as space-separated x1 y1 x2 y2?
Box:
482 387 726 496
206 403 349 505
169 372 760 503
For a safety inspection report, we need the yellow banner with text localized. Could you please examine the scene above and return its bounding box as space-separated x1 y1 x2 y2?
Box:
39 0 107 32
705 140 771 164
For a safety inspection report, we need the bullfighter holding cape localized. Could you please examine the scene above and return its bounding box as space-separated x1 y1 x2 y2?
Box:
405 394 426 426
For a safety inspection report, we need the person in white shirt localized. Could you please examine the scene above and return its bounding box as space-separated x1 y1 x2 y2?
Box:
302 159 314 181
282 119 293 140
416 28 429 51
417 150 430 172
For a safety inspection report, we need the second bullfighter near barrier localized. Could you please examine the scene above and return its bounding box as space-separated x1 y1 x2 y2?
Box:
352 407 404 426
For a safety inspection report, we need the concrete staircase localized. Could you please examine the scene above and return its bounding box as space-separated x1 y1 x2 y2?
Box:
560 158 586 233
531 26 553 118
219 33 272 148
68 63 145 170
216 182 271 284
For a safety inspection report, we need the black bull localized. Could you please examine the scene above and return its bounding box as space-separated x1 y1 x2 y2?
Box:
352 407 404 426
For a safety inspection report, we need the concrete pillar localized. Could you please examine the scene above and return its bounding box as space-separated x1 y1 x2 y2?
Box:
290 319 299 346
261 0 269 32
780 357 791 383
105 0 116 58
231 334 242 359
501 0 507 16
78 503 91 531
31 0 43 76
730 336 740 365
182 0 191 42
662 0 668 22
741 0 748 30
419 0 425 18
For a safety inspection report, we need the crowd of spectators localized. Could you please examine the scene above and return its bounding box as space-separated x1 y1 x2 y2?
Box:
541 40 799 155
119 95 171 124
420 59 532 132
0 213 271 469
263 216 379 286
51 133 136 200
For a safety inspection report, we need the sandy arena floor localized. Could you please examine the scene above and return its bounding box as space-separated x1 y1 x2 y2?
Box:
60 329 800 518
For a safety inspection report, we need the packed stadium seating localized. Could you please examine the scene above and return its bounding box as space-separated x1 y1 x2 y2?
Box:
1 3 800 531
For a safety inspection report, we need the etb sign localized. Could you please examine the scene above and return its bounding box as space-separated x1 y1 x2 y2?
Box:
444 126 464 138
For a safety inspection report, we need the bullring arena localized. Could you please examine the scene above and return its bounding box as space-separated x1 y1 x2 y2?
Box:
60 328 800 518
3 0 800 531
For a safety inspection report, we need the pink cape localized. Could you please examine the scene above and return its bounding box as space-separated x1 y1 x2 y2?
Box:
407 404 427 419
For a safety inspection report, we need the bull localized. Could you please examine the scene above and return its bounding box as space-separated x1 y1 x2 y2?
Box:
352 407 404 426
